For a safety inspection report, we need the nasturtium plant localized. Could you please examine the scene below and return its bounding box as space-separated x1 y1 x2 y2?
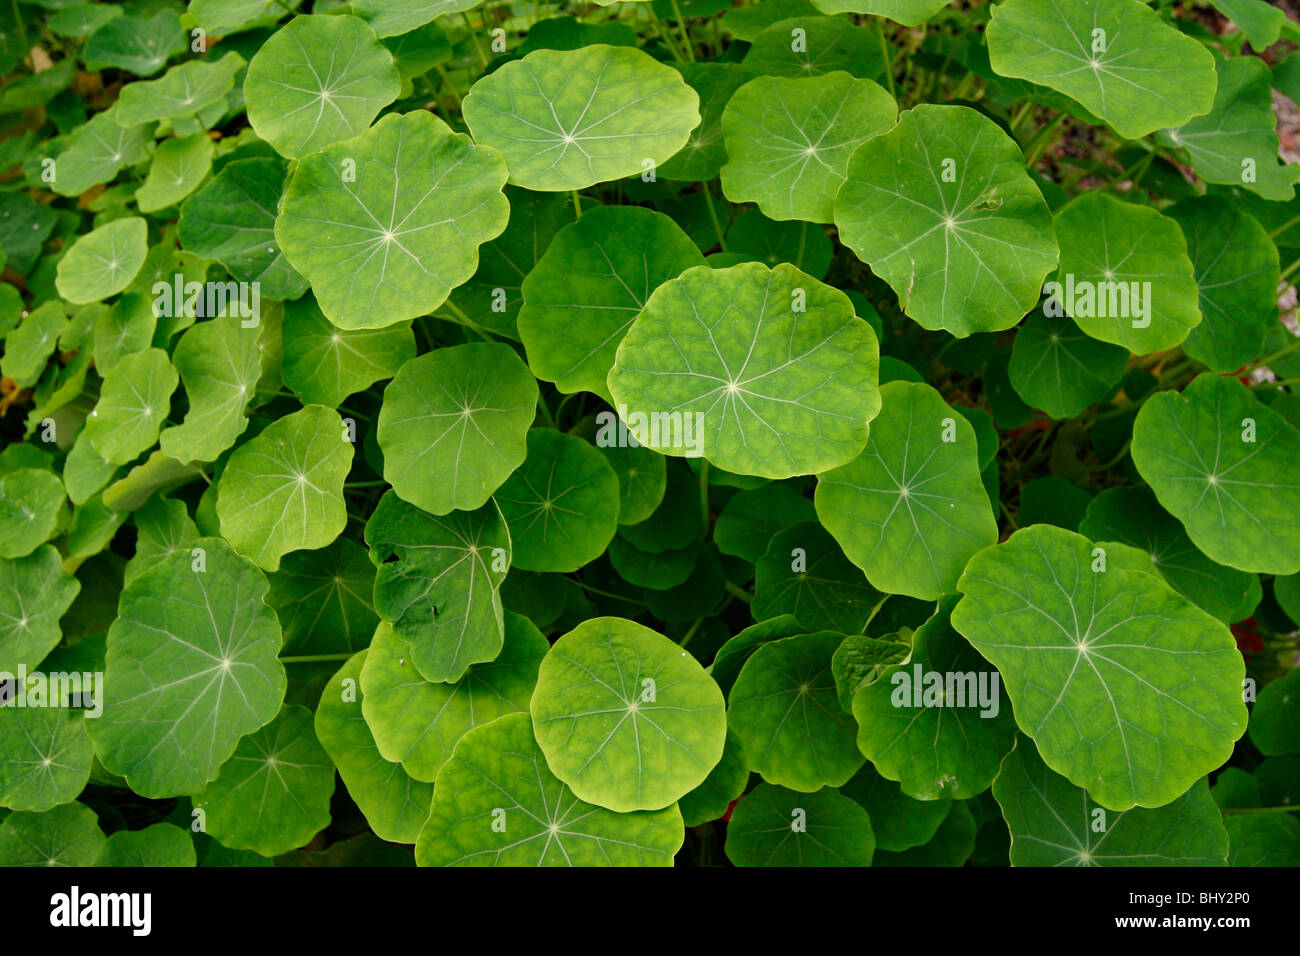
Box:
1 0 1297 872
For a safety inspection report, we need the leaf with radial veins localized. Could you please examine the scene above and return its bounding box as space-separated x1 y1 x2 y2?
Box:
365 492 510 683
1132 373 1300 575
50 104 154 198
276 111 509 330
725 782 875 866
816 381 998 600
158 316 262 465
1079 486 1261 624
135 133 214 213
462 45 701 191
728 632 864 791
720 72 896 223
753 521 884 633
86 539 287 798
0 706 92 812
351 0 485 37
281 295 414 407
608 262 880 479
377 343 537 516
495 430 621 573
1249 668 1300 756
659 62 753 182
834 105 1059 337
714 482 816 564
96 823 195 867
808 0 951 26
86 348 178 465
985 0 1217 140
195 705 334 857
416 713 685 866
190 0 305 33
601 443 667 526
266 537 378 656
1157 57 1300 203
178 157 309 301
244 15 400 159
0 547 79 671
743 16 884 79
678 729 749 826
839 764 950 851
993 737 1229 866
0 469 65 559
0 802 105 867
1008 312 1129 419
83 9 185 76
520 205 705 402
315 651 435 844
360 615 546 781
1048 192 1201 353
55 217 147 304
216 405 352 572
115 52 245 126
530 617 727 811
1164 197 1280 373
952 524 1247 810
853 596 1017 800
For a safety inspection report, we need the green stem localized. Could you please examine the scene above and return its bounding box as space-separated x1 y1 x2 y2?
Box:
698 460 710 542
724 581 753 604
439 299 497 342
1252 376 1300 390
10 0 27 53
344 480 388 489
679 616 705 650
435 65 464 104
536 393 557 427
571 189 582 219
1009 101 1033 136
1249 335 1300 371
795 220 807 269
646 6 686 63
572 580 649 607
1221 805 1300 815
338 405 372 422
1023 112 1067 168
1108 146 1155 191
281 654 354 664
668 0 695 62
463 13 490 68
1270 212 1300 240
702 181 728 252
875 19 895 98
1282 255 1300 283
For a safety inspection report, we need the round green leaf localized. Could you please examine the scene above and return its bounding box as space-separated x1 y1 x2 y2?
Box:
831 633 909 711
86 347 178 466
462 45 701 191
0 802 104 866
158 316 262 464
244 14 400 159
1249 668 1300 756
993 737 1229 866
314 651 435 844
720 72 895 223
116 52 245 127
725 782 875 866
96 822 195 867
495 429 621 573
86 539 287 798
0 706 92 812
415 713 684 866
608 537 696 590
952 524 1247 810
1166 196 1281 373
3 302 67 388
364 492 510 683
136 133 214 213
352 0 483 38
378 342 537 517
217 405 352 572
986 0 1217 140
55 216 147 304
608 261 880 479
1225 814 1300 867
853 595 1017 800
275 110 509 330
124 496 198 585
1008 312 1129 419
678 728 749 827
742 16 884 79
0 546 80 672
530 617 727 811
616 458 700 550
839 763 950 852
659 62 754 182
266 537 378 656
83 9 185 76
1132 373 1300 575
0 469 65 559
191 0 304 33
281 295 415 407
728 632 864 790
600 443 667 526
1048 192 1201 353
195 705 334 856
753 521 883 633
360 614 546 781
809 0 950 26
714 482 816 564
1079 485 1260 624
519 204 705 402
815 381 999 600
874 799 977 866
834 104 1058 337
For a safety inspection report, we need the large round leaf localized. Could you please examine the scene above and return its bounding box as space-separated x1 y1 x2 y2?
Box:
985 0 1216 140
724 782 875 866
0 546 79 671
852 595 1016 800
834 104 1058 337
952 525 1247 810
494 429 621 573
216 405 352 572
742 16 884 79
415 713 684 866
95 822 195 867
728 632 864 791
720 72 895 223
659 62 753 182
116 51 245 127
518 204 705 402
1048 192 1201 353
86 539 287 798
839 764 950 851
0 706 92 812
1132 373 1300 575
158 316 262 465
244 14 400 159
351 0 483 38
85 347 179 465
195 705 335 856
530 617 726 811
360 615 546 781
607 261 880 479
314 651 435 844
364 492 510 683
377 342 537 516
714 482 816 564
281 295 415 407
602 443 667 526
0 469 65 559
266 537 378 656
1008 312 1129 419
462 45 701 191
815 381 998 600
1249 668 1300 757
678 728 749 827
55 217 147 305
809 0 950 26
752 521 884 633
993 737 1229 866
0 802 104 867
275 111 509 330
